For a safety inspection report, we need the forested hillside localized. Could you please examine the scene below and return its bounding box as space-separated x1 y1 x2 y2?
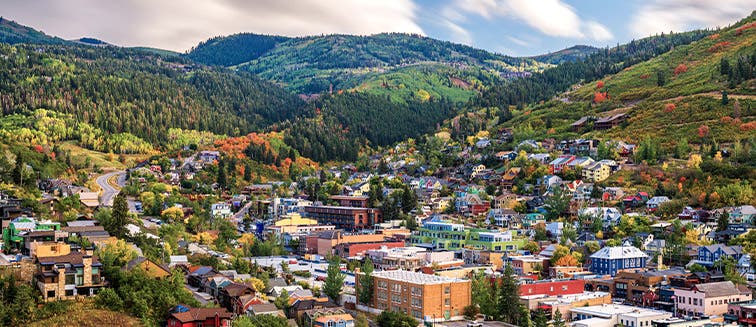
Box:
0 17 66 45
189 32 548 96
486 12 756 154
0 43 307 151
530 45 599 64
471 29 712 112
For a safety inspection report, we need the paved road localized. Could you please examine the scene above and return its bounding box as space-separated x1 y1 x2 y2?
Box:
231 201 254 225
96 171 126 207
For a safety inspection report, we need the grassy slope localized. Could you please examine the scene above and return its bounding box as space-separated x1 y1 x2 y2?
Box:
502 15 756 146
28 302 143 327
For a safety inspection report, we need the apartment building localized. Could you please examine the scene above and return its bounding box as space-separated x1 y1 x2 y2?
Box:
673 281 752 317
360 270 471 321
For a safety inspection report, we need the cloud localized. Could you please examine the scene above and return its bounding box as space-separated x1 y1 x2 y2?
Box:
447 0 613 41
0 0 424 52
630 0 754 37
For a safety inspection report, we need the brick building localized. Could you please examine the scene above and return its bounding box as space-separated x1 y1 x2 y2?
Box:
519 279 585 297
304 206 382 231
333 241 405 258
358 270 471 322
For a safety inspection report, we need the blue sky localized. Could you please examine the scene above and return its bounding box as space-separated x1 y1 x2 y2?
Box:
2 0 754 56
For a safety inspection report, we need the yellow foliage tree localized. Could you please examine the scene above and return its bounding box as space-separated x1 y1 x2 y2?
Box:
161 206 184 222
415 89 431 102
687 154 702 169
195 232 217 245
238 233 257 245
554 254 578 267
714 151 723 162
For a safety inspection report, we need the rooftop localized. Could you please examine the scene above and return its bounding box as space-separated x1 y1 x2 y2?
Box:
371 270 467 285
590 246 648 260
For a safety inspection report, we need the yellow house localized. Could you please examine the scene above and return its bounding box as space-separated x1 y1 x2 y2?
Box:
582 162 611 182
275 213 318 227
122 257 172 279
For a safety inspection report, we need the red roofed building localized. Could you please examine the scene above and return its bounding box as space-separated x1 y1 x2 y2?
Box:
519 279 585 297
167 305 233 327
333 241 405 258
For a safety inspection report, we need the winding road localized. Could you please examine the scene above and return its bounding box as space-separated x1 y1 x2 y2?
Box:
96 171 126 207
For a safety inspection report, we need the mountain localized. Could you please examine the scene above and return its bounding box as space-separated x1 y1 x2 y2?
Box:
0 42 307 153
531 45 599 64
489 12 755 152
188 33 549 98
0 17 67 45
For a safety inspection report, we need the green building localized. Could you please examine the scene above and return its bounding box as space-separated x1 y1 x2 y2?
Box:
409 218 525 251
2 216 61 252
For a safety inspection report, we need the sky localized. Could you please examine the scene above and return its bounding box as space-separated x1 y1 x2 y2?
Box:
1 0 754 56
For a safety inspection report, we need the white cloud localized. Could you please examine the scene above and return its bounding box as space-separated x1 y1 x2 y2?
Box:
447 0 613 41
630 0 755 37
584 21 614 41
506 36 530 47
0 0 424 52
443 20 474 45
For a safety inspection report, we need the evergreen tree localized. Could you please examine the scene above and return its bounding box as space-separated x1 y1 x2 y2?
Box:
400 186 418 214
324 256 345 302
533 309 548 327
722 90 729 105
109 193 129 238
717 209 729 232
656 70 666 87
358 257 374 305
243 163 252 181
12 155 23 185
274 289 290 309
217 159 227 190
498 265 522 324
552 310 566 327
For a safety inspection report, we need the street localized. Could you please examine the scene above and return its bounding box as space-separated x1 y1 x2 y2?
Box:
96 171 126 207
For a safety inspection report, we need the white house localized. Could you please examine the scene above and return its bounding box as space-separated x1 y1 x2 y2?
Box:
579 207 622 228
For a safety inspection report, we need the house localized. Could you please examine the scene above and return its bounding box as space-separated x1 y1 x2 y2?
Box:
495 151 517 161
211 203 232 219
121 256 172 279
728 205 756 225
475 138 491 149
358 270 471 321
582 162 611 182
288 298 339 321
528 153 551 164
500 168 521 190
167 305 233 327
549 155 576 174
589 246 648 276
198 151 221 163
594 113 627 130
673 281 751 316
35 251 104 301
249 303 285 317
488 209 521 228
578 207 622 228
738 254 755 282
646 196 671 211
696 244 743 267
169 255 190 268
302 308 355 327
493 192 517 209
218 282 257 314
623 192 650 208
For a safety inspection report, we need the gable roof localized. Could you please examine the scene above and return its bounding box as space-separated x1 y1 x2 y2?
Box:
692 281 741 298
170 307 233 323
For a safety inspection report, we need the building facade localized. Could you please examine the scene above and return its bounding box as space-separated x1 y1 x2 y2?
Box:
359 270 471 321
589 246 648 276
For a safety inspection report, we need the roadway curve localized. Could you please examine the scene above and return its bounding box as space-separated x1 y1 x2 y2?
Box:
96 171 126 207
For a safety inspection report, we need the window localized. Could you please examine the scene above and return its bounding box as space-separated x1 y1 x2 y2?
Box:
391 284 402 293
412 298 422 307
65 289 74 297
444 286 450 294
47 290 55 298
65 274 75 285
327 321 335 327
412 310 422 319
445 298 450 306
411 287 422 296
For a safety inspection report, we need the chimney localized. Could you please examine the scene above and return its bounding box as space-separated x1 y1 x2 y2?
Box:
82 255 93 285
57 265 65 300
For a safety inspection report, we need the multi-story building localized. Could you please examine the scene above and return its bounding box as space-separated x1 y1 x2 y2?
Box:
304 205 382 231
570 304 671 327
582 162 611 182
589 246 648 276
2 216 61 252
673 281 752 317
305 230 389 256
330 195 369 208
510 255 549 276
409 219 524 251
34 251 104 301
271 197 313 218
366 247 456 271
696 244 743 267
726 299 756 326
211 203 232 219
359 270 471 321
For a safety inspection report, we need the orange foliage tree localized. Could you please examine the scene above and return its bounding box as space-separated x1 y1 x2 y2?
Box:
664 103 676 112
594 92 609 103
697 125 710 138
596 81 605 89
673 64 688 75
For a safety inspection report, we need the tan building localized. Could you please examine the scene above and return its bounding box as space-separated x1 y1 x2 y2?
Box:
29 241 71 259
359 270 471 322
35 251 104 302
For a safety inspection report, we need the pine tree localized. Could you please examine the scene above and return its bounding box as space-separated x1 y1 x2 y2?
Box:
110 193 129 238
358 257 374 304
533 309 548 327
552 310 566 327
722 90 729 105
324 256 345 302
217 159 227 190
498 264 522 324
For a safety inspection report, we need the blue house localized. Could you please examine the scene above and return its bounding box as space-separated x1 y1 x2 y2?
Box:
697 244 743 266
589 246 648 276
